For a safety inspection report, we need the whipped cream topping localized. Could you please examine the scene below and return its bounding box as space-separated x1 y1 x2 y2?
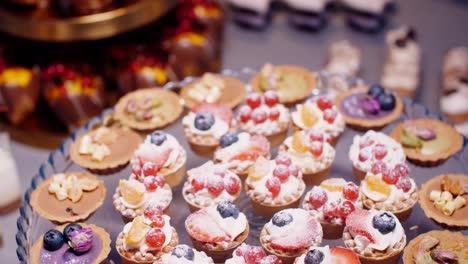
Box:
283 0 331 12
119 179 172 210
295 246 333 264
349 131 406 173
207 206 248 242
133 134 181 168
246 160 304 205
443 47 468 75
341 0 393 14
347 210 405 252
361 172 416 205
182 112 230 139
157 246 213 264
454 121 468 136
440 84 468 114
240 104 290 136
227 0 271 13
122 214 173 255
326 40 361 77
291 99 345 138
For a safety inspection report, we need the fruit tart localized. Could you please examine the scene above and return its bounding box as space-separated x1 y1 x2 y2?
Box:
343 209 406 264
360 162 418 221
116 212 178 264
260 208 323 264
294 246 361 264
238 91 291 147
245 156 305 218
30 172 106 224
291 95 345 145
302 178 362 239
131 131 187 188
182 102 236 157
183 161 242 212
42 63 106 130
335 84 403 130
114 88 183 131
278 130 335 185
419 174 467 228
113 176 172 222
30 223 111 264
180 73 247 109
185 201 249 262
225 243 281 264
348 130 406 181
154 244 215 264
402 230 467 264
251 64 317 104
70 124 142 174
213 132 271 179
0 64 40 125
390 118 463 166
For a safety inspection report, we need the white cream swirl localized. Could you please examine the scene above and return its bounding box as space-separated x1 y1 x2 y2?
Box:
240 104 290 136
182 112 229 139
133 133 181 168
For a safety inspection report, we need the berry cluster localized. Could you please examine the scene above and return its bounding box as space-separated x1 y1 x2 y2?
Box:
234 244 281 264
357 137 389 162
371 161 412 192
265 155 300 198
191 168 241 197
292 130 331 157
315 96 338 124
364 84 397 113
239 91 281 124
143 205 167 249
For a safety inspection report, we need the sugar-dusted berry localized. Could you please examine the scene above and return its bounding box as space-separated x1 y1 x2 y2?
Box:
145 228 166 249
246 93 262 109
343 182 359 201
273 164 290 183
308 186 328 209
317 96 333 111
266 177 281 198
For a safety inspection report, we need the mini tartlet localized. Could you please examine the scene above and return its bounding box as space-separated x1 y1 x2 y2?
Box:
225 243 281 264
402 230 467 264
343 209 406 264
30 172 106 224
360 162 418 221
131 131 187 188
30 223 111 264
294 246 361 264
182 102 236 157
390 118 463 166
419 174 467 228
180 73 247 109
291 95 345 146
113 175 172 222
348 130 406 181
260 208 323 264
251 64 317 104
335 85 403 130
183 161 242 212
279 130 335 185
154 244 215 264
114 88 183 131
185 202 249 263
213 132 271 179
116 212 178 264
70 124 142 173
238 91 291 147
245 156 305 218
302 178 362 239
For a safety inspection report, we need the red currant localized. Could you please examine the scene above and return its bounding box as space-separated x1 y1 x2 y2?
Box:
359 138 375 149
323 202 338 218
246 93 262 109
244 245 267 264
213 167 226 177
151 215 166 228
260 255 281 264
266 177 281 198
273 164 290 183
373 144 388 160
251 108 268 124
343 182 359 201
288 164 300 177
144 203 163 220
224 175 241 195
191 177 205 192
308 187 328 209
358 149 370 162
145 228 166 249
207 175 225 197
393 163 410 178
383 169 400 184
323 109 337 124
338 200 355 219
307 129 324 142
371 161 389 176
132 163 142 177
269 107 280 121
310 141 323 157
317 96 333 111
264 91 279 107
275 154 292 166
144 176 158 191
142 162 159 177
154 176 166 188
239 105 252 123
396 177 412 192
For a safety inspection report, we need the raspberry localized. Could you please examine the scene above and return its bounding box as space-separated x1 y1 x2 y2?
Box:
371 161 389 177
275 154 292 166
207 175 224 197
359 138 374 149
264 91 279 107
323 109 337 124
393 163 410 178
191 177 205 193
307 129 324 142
142 162 159 177
260 255 281 264
224 175 241 195
151 215 166 228
308 187 328 209
396 177 412 192
273 164 290 183
288 164 300 177
144 203 163 220
239 105 252 123
246 93 262 109
359 149 370 162
244 245 267 264
316 96 333 111
383 169 400 184
338 200 356 219
266 177 281 198
269 108 280 121
343 182 359 201
132 163 142 177
144 176 159 191
251 108 267 124
323 202 338 218
373 144 388 160
310 141 323 157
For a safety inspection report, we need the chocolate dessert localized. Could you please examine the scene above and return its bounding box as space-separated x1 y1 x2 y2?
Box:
341 0 395 33
226 0 272 30
284 0 334 31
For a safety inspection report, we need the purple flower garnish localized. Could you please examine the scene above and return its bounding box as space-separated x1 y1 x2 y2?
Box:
431 249 458 263
126 100 137 113
68 228 93 253
362 97 381 115
416 128 436 141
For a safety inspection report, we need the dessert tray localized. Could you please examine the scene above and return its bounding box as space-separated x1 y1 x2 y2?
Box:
16 67 468 263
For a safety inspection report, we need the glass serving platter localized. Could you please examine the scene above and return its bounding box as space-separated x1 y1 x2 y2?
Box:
16 67 468 263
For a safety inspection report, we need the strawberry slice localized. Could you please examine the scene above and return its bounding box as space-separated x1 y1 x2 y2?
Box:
331 247 361 264
345 209 374 243
250 135 270 155
185 210 229 243
192 103 233 125
271 217 322 251
135 144 173 168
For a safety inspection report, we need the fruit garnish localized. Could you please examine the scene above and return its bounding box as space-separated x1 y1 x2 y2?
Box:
143 176 165 191
393 163 410 178
144 203 163 223
377 93 396 111
260 255 281 264
330 247 361 264
43 229 65 251
359 137 375 149
220 133 239 148
250 135 270 155
402 129 423 148
216 201 240 219
119 180 145 206
305 249 324 264
68 228 93 253
266 177 281 198
272 211 293 227
270 212 321 251
367 84 385 97
338 201 355 219
365 174 391 197
300 105 318 127
191 177 205 192
308 187 328 209
194 112 215 131
343 182 359 201
132 164 142 177
310 141 324 157
358 149 370 162
288 164 299 177
248 156 270 181
371 161 389 178
235 244 267 263
269 107 280 121
323 202 339 218
79 177 99 191
224 175 241 195
67 185 83 203
171 244 195 260
362 96 381 115
264 91 279 107
323 109 337 124
239 105 252 123
273 164 290 183
64 223 82 242
372 144 388 160
321 178 346 192
126 216 149 245
292 131 309 153
252 108 268 124
185 210 229 243
317 96 333 111
192 103 234 125
207 174 224 197
145 228 166 249
275 154 292 166
307 129 324 142
346 209 374 243
150 131 167 146
395 176 412 192
416 128 436 141
383 169 399 185
246 93 262 109
372 212 396 234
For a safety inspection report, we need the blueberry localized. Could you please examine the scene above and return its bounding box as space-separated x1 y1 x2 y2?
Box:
216 201 239 219
220 133 239 148
43 229 65 251
304 249 324 264
63 223 82 241
367 84 385 97
172 244 195 260
377 93 396 111
150 131 167 146
373 212 396 234
194 112 215 131
272 211 293 227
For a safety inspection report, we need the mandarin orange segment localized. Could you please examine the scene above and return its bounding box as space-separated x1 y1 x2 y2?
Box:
292 131 309 153
301 105 318 128
126 216 149 245
120 180 145 206
365 174 391 196
321 178 346 192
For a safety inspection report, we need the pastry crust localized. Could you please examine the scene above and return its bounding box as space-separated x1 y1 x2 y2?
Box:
390 118 463 166
419 174 468 227
335 86 403 130
30 223 111 264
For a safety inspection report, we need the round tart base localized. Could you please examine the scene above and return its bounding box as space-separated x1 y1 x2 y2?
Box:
30 223 111 264
444 111 468 123
189 225 249 263
389 87 416 98
321 221 345 240
390 118 464 166
158 148 187 188
361 188 418 222
419 174 468 228
353 166 367 182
